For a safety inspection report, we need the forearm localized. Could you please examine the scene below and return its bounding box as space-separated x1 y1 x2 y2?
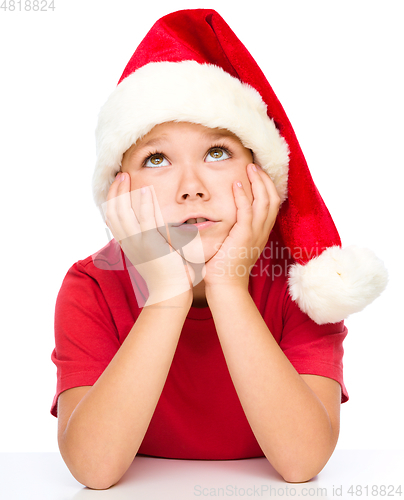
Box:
206 285 337 482
60 291 192 489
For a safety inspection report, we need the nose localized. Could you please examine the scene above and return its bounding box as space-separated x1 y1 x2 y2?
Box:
177 168 210 201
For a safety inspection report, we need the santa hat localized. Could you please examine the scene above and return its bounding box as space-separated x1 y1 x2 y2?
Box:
92 8 388 324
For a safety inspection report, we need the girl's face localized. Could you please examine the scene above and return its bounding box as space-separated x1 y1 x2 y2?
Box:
121 121 254 263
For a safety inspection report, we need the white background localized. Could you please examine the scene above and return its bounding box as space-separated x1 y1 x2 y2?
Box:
0 0 402 453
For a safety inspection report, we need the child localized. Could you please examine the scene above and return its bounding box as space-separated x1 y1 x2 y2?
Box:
51 9 388 490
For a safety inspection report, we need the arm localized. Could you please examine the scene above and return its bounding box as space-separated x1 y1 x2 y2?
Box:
58 291 192 490
203 164 340 482
58 174 198 489
205 284 340 483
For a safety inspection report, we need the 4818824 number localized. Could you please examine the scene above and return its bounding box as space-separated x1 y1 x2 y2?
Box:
347 484 403 496
1 0 55 11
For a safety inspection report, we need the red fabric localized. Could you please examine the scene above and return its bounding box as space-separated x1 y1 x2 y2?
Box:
117 9 341 265
51 238 348 461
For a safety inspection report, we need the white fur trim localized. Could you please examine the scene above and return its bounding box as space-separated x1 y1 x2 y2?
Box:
93 61 289 215
288 246 388 325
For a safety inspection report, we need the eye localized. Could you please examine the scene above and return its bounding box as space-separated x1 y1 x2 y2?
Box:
205 147 231 163
144 153 169 168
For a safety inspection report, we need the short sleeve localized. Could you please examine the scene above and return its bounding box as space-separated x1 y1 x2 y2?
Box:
279 283 349 403
50 261 121 417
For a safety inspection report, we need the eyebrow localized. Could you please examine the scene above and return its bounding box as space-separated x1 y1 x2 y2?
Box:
125 135 169 161
142 130 237 146
201 129 241 143
135 135 169 150
127 128 241 161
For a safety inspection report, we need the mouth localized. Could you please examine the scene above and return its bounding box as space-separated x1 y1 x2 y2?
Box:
170 216 218 230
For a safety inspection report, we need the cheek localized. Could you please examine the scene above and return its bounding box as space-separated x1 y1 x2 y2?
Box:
215 169 252 219
127 173 170 217
127 170 147 191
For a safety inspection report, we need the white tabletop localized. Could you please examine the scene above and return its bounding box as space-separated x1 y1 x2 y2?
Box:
1 450 403 499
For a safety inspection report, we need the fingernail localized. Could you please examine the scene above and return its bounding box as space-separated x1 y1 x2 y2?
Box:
252 164 257 172
236 181 242 188
116 172 122 181
120 173 126 182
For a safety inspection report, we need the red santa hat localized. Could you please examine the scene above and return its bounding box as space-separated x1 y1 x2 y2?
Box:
92 8 388 324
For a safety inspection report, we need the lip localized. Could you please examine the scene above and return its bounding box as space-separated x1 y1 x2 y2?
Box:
171 214 218 227
174 220 217 231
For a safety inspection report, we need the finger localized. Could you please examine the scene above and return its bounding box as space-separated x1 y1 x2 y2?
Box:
261 171 281 222
136 184 171 260
114 172 140 238
247 164 271 230
258 176 281 244
132 184 165 228
254 166 281 202
138 186 157 232
103 173 127 241
149 185 165 229
147 185 175 249
253 167 281 214
233 180 253 229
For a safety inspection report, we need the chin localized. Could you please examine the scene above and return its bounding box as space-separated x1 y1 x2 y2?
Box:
172 231 206 264
180 236 223 264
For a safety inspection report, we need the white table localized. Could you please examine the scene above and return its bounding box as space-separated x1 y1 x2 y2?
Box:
1 450 403 499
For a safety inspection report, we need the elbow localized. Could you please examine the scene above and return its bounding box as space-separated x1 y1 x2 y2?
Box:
272 428 339 483
267 453 331 484
280 468 319 484
66 460 125 490
275 458 330 484
80 475 120 491
59 440 127 490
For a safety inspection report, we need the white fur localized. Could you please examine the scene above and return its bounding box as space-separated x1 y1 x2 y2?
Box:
288 246 388 325
93 61 290 216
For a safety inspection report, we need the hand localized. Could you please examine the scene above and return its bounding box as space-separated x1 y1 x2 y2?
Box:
103 172 198 306
203 163 281 290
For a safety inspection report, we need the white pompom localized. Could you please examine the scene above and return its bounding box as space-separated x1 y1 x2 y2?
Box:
288 246 388 325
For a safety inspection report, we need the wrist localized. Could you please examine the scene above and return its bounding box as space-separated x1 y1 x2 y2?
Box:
145 288 193 309
205 282 250 302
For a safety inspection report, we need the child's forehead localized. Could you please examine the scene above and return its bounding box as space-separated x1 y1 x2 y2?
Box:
144 121 240 141
127 121 243 154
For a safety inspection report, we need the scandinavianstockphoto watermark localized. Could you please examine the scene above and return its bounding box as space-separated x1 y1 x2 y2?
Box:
95 221 324 306
194 483 327 497
102 226 323 271
212 241 325 264
193 483 404 497
99 186 325 283
211 241 323 279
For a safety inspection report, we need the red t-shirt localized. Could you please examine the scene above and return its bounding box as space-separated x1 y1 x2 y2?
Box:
51 238 348 460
